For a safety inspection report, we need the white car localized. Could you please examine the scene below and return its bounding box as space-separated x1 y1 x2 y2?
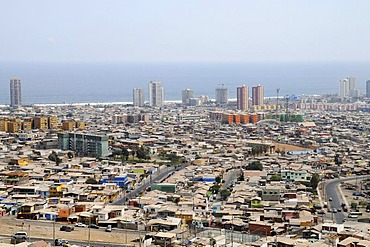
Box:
75 222 87 227
11 232 28 241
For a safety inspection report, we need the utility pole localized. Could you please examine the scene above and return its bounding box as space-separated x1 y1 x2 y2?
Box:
285 95 289 122
88 217 91 247
276 88 280 120
52 218 56 247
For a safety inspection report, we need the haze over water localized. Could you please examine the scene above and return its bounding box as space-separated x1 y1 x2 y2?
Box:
0 61 369 105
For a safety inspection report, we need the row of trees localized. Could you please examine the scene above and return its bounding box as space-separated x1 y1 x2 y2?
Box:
112 145 151 161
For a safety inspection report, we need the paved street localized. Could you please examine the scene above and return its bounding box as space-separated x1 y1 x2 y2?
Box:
324 175 370 223
113 162 187 205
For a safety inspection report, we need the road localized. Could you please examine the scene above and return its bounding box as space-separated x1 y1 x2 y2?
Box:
0 234 134 247
221 169 242 190
113 162 188 205
324 175 370 223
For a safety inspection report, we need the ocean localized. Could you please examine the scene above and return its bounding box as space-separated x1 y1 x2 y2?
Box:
0 61 369 105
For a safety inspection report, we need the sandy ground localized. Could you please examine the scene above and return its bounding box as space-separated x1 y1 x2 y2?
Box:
0 216 140 246
273 142 313 152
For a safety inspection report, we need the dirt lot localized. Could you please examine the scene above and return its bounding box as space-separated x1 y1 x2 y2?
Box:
0 216 140 246
273 142 313 152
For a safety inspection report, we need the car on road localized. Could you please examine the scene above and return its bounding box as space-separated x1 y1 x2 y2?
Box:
11 232 28 241
105 225 112 232
75 222 87 227
60 226 74 232
329 197 333 201
55 239 69 246
333 208 338 213
89 224 100 229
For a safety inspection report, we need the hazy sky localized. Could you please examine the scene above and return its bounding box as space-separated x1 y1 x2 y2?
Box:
1 1 370 63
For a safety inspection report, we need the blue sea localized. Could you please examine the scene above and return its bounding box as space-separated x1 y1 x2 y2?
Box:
0 61 369 105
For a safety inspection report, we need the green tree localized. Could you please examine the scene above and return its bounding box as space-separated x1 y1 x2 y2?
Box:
137 145 150 160
48 151 62 165
359 200 368 208
351 202 358 210
246 161 263 171
122 147 129 160
270 174 281 181
310 173 320 190
85 178 99 184
220 189 231 200
167 153 182 164
210 184 220 194
215 176 222 184
67 151 74 159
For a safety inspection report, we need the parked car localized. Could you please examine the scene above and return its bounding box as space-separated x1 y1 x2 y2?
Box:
89 224 100 229
75 222 87 227
55 239 69 246
105 225 112 232
11 232 28 241
60 226 74 232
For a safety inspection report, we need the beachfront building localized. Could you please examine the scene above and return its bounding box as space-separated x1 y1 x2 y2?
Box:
252 84 264 106
215 86 228 104
149 80 164 107
237 85 249 111
182 89 194 105
10 78 22 108
133 88 144 107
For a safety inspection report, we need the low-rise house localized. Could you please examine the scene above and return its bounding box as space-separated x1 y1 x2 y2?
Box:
148 217 182 232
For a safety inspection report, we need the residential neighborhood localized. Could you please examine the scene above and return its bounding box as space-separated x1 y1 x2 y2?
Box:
0 101 370 247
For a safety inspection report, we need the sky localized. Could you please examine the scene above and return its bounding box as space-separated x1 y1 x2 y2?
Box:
1 1 370 63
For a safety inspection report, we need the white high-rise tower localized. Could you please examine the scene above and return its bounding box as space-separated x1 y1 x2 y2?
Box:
148 80 164 107
10 78 22 108
133 88 144 107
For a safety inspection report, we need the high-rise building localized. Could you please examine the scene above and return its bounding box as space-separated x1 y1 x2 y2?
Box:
339 78 349 98
215 87 228 104
339 77 358 98
182 89 194 105
133 88 144 107
367 80 370 98
252 84 264 106
10 78 22 107
237 85 249 111
58 132 109 157
348 76 356 93
148 80 164 107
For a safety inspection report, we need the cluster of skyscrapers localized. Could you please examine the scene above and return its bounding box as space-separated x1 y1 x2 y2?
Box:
133 80 164 107
9 77 370 108
339 77 360 99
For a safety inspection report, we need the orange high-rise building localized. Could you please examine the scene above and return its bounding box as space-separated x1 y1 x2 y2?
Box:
252 84 264 106
237 85 249 111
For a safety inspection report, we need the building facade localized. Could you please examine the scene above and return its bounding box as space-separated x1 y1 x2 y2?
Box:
149 81 164 107
252 84 264 106
366 80 370 98
182 89 194 105
58 132 109 157
215 87 228 104
10 78 22 108
339 77 358 98
237 85 249 111
133 88 144 107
